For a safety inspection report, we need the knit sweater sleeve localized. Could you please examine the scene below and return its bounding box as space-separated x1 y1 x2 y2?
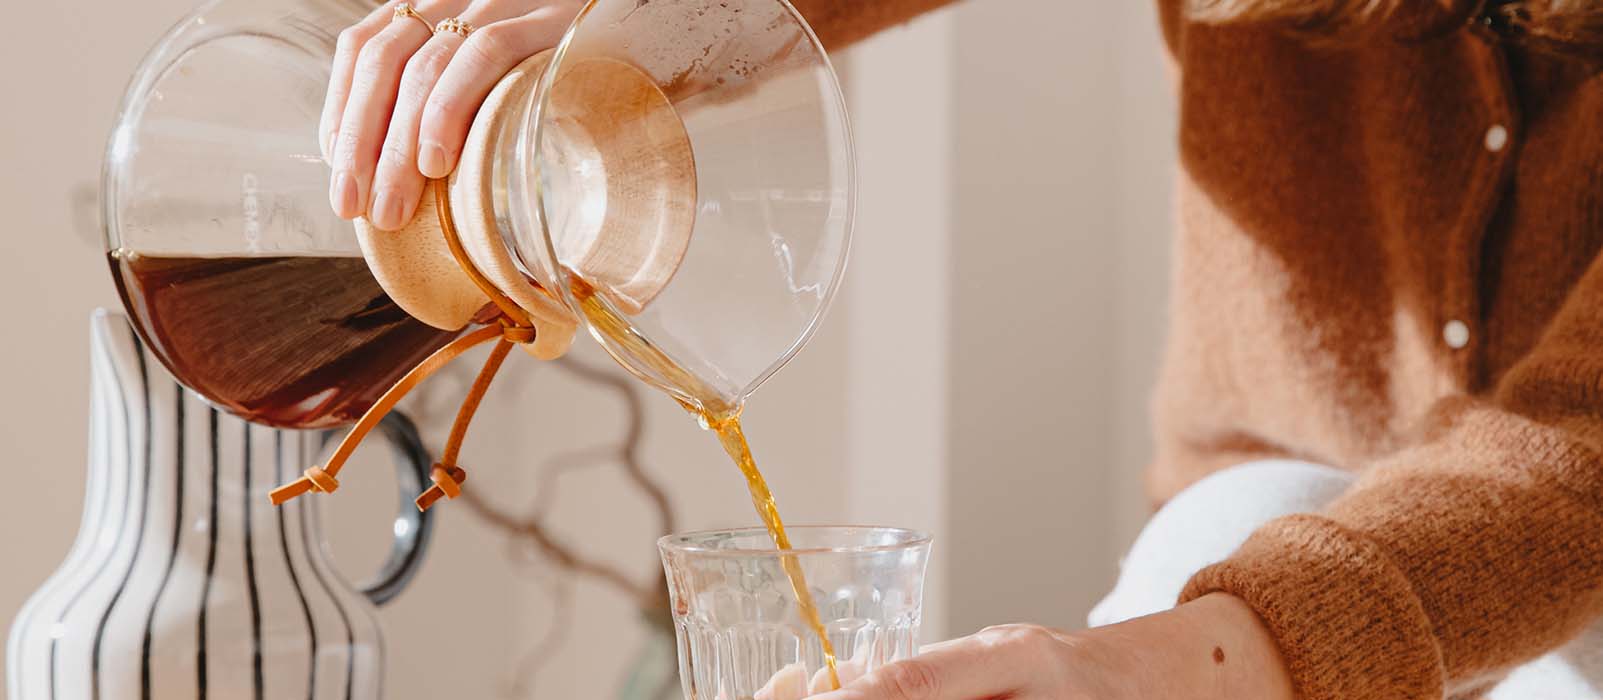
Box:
787 0 961 50
1179 251 1603 698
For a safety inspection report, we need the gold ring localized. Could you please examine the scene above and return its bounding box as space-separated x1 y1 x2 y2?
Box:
435 17 474 37
392 3 434 33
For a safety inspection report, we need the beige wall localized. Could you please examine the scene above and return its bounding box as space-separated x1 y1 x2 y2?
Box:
940 0 1175 634
839 7 957 644
0 0 1174 696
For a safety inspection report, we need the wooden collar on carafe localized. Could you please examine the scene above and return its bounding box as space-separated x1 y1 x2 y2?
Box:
268 182 536 512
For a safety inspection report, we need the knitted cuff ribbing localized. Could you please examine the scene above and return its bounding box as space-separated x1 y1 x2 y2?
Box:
1179 514 1445 700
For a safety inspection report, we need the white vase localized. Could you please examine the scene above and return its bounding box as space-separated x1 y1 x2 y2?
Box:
7 310 434 699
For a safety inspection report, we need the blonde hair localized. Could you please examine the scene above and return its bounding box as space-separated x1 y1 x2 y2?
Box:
1187 0 1603 45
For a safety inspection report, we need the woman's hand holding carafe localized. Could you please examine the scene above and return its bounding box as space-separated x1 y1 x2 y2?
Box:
322 0 586 231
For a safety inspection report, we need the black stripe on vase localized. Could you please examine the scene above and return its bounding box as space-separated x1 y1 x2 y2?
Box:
274 432 319 700
297 437 356 700
196 408 221 699
140 382 186 700
242 425 265 700
87 338 152 700
49 327 142 700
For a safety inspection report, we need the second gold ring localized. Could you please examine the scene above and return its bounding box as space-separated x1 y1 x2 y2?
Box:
435 17 475 37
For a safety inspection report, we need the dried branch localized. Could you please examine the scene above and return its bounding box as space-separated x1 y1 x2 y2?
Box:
415 347 683 696
502 572 575 699
528 445 616 518
444 354 680 619
460 487 660 610
551 356 679 537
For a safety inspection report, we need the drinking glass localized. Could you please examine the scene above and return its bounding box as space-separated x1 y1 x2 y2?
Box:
659 527 931 700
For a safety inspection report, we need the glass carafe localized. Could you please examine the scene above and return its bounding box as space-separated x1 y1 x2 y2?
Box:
104 0 855 428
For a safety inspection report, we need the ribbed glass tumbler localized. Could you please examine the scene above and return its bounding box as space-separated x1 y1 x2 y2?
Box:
659 527 932 700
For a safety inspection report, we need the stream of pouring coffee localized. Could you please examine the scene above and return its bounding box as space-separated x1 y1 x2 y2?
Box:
573 280 843 691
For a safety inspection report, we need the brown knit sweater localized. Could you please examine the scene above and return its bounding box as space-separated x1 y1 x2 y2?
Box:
799 1 1603 698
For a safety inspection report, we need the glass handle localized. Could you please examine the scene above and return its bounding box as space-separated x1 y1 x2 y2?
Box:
353 411 436 606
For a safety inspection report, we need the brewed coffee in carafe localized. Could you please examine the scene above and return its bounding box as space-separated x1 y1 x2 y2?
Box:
108 252 458 429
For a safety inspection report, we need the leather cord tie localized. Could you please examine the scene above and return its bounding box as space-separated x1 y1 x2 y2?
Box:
302 466 339 493
269 178 539 511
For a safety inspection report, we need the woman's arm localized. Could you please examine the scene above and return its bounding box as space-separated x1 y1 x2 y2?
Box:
786 0 962 51
1142 3 1603 692
1180 250 1603 699
807 593 1294 700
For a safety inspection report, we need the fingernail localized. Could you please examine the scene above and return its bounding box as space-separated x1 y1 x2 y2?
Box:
330 171 359 217
418 141 449 177
372 189 405 230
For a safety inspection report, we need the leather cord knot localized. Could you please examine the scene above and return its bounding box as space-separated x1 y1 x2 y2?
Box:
432 464 463 498
415 464 469 511
303 466 340 493
500 321 536 345
267 465 341 505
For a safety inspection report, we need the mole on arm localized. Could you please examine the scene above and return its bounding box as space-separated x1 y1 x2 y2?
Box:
1213 646 1226 664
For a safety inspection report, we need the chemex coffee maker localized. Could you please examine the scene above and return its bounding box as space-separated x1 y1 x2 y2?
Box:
9 0 855 697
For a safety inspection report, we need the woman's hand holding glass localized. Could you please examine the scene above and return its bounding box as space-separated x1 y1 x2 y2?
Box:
800 594 1295 700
